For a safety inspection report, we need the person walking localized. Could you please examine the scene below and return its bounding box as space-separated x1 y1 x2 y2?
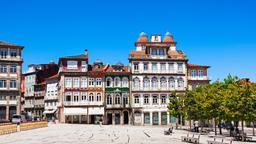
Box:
194 120 199 133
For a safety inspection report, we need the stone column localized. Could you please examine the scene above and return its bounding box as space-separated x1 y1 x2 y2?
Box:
112 112 115 125
141 112 144 125
6 105 9 121
150 112 153 125
158 112 161 125
120 111 124 125
167 112 170 126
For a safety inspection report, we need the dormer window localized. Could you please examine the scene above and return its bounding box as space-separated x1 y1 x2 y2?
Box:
159 49 165 56
152 49 157 56
67 60 78 69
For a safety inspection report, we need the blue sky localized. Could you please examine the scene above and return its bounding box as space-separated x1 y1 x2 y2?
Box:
1 0 256 81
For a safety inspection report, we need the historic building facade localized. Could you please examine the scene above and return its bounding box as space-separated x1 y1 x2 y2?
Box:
23 62 59 119
104 63 131 125
129 32 188 126
187 63 210 90
0 41 23 121
58 51 107 124
44 74 59 121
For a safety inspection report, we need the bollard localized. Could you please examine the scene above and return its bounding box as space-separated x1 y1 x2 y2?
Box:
17 123 20 132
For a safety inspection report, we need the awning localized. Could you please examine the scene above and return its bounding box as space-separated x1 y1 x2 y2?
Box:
88 107 104 115
43 109 57 114
64 108 87 115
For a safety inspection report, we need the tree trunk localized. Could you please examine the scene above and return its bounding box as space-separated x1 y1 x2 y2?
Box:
241 120 244 133
189 119 192 131
214 118 217 135
253 121 255 136
219 120 222 135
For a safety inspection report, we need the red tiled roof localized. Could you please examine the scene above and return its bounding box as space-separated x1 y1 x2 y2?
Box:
187 63 210 68
0 40 24 48
106 65 129 72
163 35 175 43
46 74 58 80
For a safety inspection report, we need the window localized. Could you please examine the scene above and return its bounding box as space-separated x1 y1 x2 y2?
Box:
81 78 87 88
143 77 150 89
67 61 78 69
65 77 72 88
143 63 148 71
169 77 175 89
0 49 7 58
81 92 86 101
65 92 71 101
10 80 17 88
178 78 184 89
73 78 79 88
191 70 196 78
73 92 79 102
96 93 101 101
133 77 140 89
89 78 94 86
134 63 139 71
0 80 6 88
114 77 121 87
161 95 166 104
10 49 17 57
106 77 112 87
10 65 17 73
160 77 167 89
123 94 128 105
153 95 158 104
152 49 157 55
0 64 7 73
115 94 121 104
107 94 112 105
159 49 165 56
152 63 157 72
96 78 102 86
144 95 149 104
168 63 174 73
122 77 128 87
89 93 94 101
178 63 183 73
198 70 204 78
134 96 140 104
152 77 158 89
81 61 87 72
160 63 166 72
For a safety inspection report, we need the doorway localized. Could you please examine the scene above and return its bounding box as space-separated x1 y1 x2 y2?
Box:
123 111 129 124
107 113 112 124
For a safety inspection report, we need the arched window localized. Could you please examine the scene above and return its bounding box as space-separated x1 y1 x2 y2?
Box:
143 77 150 88
114 77 121 87
160 77 167 89
169 77 175 89
122 77 129 87
106 77 113 87
115 94 121 104
89 93 94 101
178 78 184 89
152 77 158 89
133 77 140 89
106 94 112 105
96 93 101 101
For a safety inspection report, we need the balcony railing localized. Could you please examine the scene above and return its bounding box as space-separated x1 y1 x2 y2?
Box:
63 101 103 106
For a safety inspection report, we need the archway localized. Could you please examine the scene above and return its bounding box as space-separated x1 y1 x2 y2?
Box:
123 111 129 124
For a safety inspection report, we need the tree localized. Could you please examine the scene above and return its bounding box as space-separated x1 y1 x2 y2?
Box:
168 92 184 129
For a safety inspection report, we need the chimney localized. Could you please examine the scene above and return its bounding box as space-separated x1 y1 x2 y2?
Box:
84 49 88 56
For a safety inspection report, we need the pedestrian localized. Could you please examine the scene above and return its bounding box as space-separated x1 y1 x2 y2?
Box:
194 120 199 133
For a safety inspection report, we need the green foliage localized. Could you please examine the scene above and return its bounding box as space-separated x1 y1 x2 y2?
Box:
168 75 256 126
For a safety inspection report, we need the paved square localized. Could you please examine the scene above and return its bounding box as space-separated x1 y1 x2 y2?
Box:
0 124 254 144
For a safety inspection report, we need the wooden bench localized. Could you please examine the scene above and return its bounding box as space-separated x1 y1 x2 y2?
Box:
181 133 200 144
207 138 231 144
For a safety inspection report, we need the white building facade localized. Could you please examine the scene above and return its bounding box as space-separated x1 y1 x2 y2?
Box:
129 32 188 126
